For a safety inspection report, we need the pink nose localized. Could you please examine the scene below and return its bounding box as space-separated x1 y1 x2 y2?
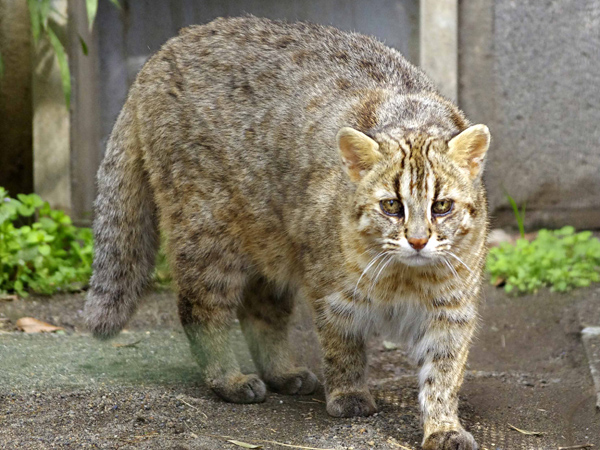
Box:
408 237 428 251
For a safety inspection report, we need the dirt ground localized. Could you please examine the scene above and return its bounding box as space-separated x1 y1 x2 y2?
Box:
1 284 599 449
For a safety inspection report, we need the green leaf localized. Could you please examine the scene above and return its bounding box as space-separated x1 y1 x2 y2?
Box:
46 27 71 109
38 244 51 256
108 0 122 10
79 35 89 56
17 193 44 208
27 0 41 44
39 0 51 31
86 0 98 32
14 279 25 297
506 194 525 238
17 204 36 217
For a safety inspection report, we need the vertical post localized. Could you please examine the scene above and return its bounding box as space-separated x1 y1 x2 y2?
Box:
420 0 458 101
32 0 71 212
68 0 101 226
0 0 33 197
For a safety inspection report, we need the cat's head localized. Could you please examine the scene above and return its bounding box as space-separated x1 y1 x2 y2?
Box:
338 124 490 267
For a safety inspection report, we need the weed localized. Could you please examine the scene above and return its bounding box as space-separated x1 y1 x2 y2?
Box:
0 187 93 296
487 226 600 294
506 194 526 238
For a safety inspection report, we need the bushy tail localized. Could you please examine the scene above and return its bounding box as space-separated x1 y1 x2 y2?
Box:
84 107 159 339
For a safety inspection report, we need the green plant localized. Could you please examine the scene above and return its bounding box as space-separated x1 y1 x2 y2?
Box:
0 0 121 107
153 236 172 289
0 187 93 296
506 193 526 238
487 227 600 294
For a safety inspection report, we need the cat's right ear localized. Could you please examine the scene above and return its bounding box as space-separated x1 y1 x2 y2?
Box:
337 127 382 182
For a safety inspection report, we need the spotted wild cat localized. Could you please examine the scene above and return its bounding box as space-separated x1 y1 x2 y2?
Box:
85 17 490 450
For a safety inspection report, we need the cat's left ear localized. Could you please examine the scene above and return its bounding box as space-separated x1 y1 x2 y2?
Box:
448 124 491 180
337 127 383 182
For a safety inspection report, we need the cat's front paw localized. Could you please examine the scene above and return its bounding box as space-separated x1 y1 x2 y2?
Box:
422 429 478 450
210 373 267 404
326 390 377 417
264 368 319 395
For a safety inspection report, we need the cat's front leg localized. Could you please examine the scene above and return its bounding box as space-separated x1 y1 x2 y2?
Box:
314 293 376 417
415 301 479 450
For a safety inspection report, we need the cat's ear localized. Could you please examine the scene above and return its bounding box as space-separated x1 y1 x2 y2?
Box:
337 127 382 182
448 124 490 180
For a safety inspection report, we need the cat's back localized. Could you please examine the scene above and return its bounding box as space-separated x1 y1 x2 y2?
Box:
134 16 434 125
175 16 430 92
129 16 443 215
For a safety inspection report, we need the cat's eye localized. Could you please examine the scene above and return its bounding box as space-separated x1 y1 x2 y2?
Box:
380 199 403 217
432 199 453 216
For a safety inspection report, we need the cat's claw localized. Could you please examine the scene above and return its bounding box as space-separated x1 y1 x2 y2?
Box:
422 429 479 450
326 390 377 417
210 373 267 404
265 368 319 395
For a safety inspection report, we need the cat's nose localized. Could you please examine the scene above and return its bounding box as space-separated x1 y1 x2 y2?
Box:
408 237 428 251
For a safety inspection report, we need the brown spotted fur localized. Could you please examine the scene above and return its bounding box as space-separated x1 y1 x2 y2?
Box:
85 17 490 450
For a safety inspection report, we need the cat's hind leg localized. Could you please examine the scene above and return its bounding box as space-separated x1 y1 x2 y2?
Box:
169 227 266 404
238 278 318 395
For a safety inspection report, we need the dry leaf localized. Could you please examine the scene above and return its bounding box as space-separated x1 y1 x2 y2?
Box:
227 440 262 449
557 444 594 450
493 277 506 287
507 423 544 436
16 317 64 333
0 294 17 302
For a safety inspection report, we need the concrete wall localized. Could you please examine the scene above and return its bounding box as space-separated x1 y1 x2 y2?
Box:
460 0 600 229
0 0 32 197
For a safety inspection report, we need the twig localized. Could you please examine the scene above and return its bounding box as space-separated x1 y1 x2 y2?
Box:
508 423 544 436
112 339 141 348
387 440 414 450
198 432 335 450
178 398 208 419
558 445 594 450
118 431 158 444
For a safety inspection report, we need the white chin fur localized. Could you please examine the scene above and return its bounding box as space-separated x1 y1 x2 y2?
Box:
397 254 434 267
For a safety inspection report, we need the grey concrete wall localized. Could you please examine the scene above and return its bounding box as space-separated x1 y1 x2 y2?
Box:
460 0 600 229
420 0 457 101
0 0 32 197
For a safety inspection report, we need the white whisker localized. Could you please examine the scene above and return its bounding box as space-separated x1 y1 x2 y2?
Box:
441 256 459 279
353 251 388 300
445 251 474 275
367 253 394 299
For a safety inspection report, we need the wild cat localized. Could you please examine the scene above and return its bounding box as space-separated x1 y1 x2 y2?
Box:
85 16 489 449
